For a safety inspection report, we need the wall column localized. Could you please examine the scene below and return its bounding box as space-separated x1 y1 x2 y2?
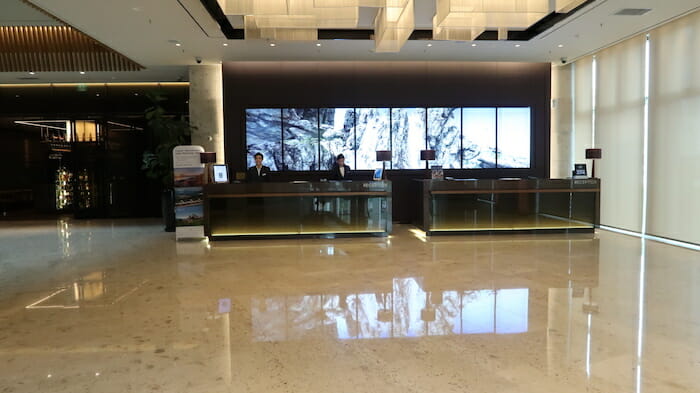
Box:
189 65 225 163
550 63 574 178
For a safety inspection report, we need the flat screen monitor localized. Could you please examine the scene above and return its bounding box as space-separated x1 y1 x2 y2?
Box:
213 164 229 183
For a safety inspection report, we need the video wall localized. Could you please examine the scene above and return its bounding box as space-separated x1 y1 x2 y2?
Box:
245 107 532 171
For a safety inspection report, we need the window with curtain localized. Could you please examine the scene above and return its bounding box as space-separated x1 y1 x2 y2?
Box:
648 11 700 244
595 35 647 232
574 56 594 172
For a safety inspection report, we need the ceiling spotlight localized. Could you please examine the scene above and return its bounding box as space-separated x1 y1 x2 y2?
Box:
316 43 322 47
79 71 85 75
175 43 181 47
223 43 228 47
515 44 521 47
426 43 433 47
471 43 477 47
95 93 100 97
269 43 276 47
29 71 35 75
558 44 564 48
134 93 139 96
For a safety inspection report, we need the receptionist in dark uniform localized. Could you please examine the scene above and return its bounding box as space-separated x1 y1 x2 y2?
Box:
246 152 271 182
329 154 351 181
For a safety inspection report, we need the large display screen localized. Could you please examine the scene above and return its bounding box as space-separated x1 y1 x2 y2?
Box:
283 108 319 171
428 108 461 169
355 108 390 170
463 108 497 168
497 108 531 168
391 108 426 169
245 107 532 171
320 108 355 170
245 108 282 171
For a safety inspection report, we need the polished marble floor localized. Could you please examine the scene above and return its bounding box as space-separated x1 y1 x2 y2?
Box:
0 218 699 393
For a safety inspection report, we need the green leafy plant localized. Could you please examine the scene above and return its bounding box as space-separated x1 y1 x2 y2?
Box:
141 91 194 187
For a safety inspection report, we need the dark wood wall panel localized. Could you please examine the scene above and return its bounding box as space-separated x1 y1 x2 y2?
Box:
222 61 551 222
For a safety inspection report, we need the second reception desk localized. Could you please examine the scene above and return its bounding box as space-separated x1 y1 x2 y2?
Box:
204 181 392 239
416 178 600 234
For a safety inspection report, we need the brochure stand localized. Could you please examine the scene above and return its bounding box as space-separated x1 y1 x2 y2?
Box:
173 145 205 240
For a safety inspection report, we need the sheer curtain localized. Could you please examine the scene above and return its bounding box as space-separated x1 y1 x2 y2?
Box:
573 56 594 173
647 11 700 244
595 35 646 232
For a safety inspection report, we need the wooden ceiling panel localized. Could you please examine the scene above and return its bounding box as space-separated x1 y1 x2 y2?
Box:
0 26 143 72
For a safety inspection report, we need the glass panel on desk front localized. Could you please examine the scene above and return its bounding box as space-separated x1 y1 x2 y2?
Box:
209 195 389 236
431 191 596 231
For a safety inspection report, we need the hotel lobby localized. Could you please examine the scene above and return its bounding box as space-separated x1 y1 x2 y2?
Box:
1 1 699 392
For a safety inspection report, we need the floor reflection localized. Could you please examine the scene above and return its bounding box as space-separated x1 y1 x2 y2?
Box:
1 220 699 393
252 281 529 341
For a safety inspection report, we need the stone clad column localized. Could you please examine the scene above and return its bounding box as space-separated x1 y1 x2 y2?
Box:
550 63 573 178
188 65 225 163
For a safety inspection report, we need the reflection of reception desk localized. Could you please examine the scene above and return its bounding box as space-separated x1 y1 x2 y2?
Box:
204 181 392 239
416 178 600 234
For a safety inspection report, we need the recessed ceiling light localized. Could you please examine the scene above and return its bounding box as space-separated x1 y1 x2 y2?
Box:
223 43 228 47
269 43 276 47
134 93 139 96
175 43 181 47
95 93 100 97
316 43 322 47
515 44 521 47
558 44 564 48
471 43 477 47
79 71 85 75
426 43 433 47
29 71 35 75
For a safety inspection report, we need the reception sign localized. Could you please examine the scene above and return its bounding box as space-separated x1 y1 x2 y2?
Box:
173 145 205 240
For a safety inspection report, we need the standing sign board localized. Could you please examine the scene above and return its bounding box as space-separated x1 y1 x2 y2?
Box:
173 145 205 240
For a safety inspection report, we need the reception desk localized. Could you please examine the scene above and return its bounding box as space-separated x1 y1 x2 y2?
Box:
204 181 392 239
416 178 600 234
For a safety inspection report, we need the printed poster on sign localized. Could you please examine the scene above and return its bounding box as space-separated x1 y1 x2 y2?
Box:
173 145 205 240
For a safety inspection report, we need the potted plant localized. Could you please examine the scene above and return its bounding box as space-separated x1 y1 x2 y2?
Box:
141 91 193 231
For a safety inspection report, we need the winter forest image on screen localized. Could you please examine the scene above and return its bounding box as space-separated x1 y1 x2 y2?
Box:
245 107 531 170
